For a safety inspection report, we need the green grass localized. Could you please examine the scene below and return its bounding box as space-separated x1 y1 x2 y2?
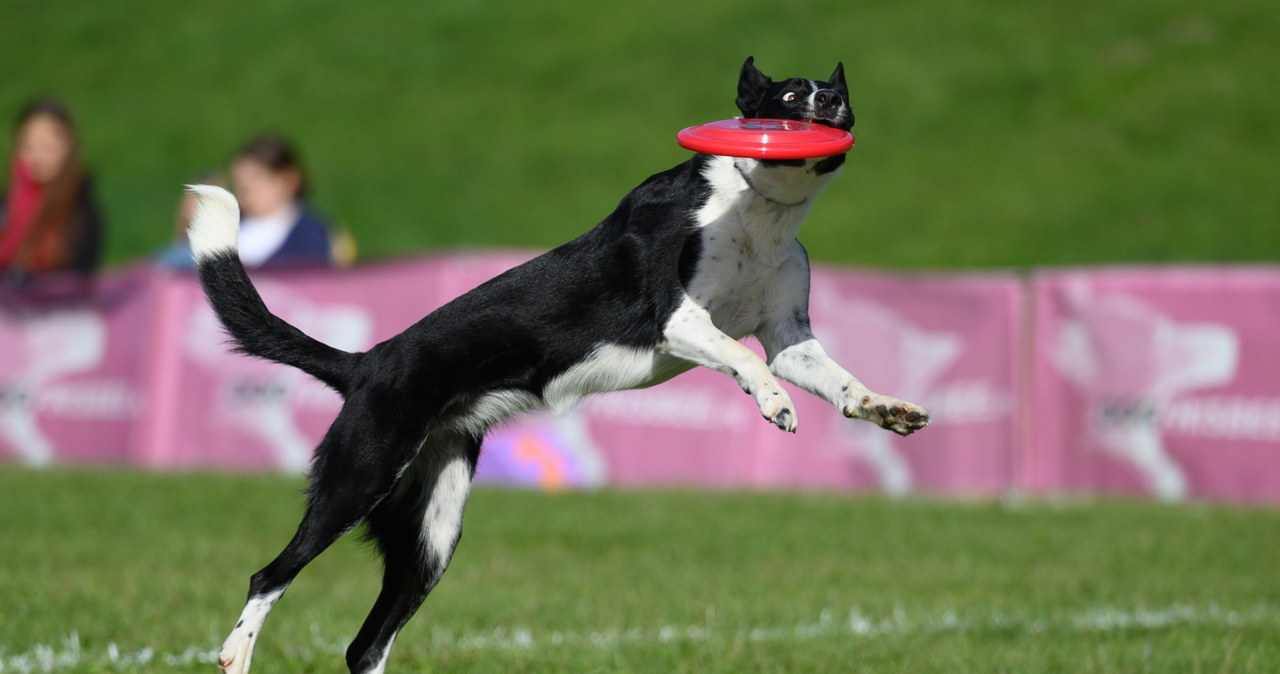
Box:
3 0 1278 270
2 468 1279 672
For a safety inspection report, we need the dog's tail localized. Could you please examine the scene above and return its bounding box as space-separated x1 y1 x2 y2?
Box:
185 185 358 394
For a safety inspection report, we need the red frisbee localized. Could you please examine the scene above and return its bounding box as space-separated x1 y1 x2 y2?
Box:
676 118 854 159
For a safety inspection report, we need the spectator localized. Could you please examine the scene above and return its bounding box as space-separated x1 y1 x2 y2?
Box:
161 137 334 271
229 134 333 269
0 99 102 284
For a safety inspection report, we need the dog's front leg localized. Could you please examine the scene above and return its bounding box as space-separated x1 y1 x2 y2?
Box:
760 321 930 437
660 303 797 432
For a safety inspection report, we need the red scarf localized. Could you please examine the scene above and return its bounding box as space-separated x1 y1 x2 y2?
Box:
0 158 46 269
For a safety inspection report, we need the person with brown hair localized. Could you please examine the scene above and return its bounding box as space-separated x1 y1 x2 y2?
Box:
161 134 338 270
229 134 333 269
0 99 103 283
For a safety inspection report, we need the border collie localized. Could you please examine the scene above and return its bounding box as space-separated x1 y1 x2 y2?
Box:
194 57 930 674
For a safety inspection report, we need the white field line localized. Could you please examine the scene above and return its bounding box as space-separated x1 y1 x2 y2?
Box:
2 603 1278 672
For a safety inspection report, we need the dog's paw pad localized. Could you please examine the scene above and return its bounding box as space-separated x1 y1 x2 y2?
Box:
861 396 929 436
772 408 797 433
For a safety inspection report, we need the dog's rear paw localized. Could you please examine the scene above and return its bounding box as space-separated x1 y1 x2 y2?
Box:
846 394 929 436
218 631 257 674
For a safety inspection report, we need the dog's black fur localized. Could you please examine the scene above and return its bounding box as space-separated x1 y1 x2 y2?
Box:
200 57 926 674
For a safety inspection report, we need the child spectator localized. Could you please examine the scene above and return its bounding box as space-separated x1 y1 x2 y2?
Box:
161 136 336 271
230 135 333 269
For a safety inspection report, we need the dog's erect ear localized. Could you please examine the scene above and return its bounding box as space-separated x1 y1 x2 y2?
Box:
828 62 849 101
736 56 771 116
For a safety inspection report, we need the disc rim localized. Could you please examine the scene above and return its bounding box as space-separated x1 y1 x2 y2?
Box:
676 118 854 159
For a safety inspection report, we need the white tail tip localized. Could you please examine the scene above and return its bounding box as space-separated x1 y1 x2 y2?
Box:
185 184 240 261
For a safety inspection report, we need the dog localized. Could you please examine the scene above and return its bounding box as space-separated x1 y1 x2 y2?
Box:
193 56 930 674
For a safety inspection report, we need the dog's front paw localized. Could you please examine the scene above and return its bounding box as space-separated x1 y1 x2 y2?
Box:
845 394 929 436
757 386 798 433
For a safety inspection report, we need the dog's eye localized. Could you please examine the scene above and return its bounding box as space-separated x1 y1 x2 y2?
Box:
782 92 798 103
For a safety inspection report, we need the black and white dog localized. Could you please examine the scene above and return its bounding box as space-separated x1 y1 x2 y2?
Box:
194 57 929 674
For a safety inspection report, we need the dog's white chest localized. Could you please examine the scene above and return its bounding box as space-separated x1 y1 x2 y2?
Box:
682 155 825 339
693 242 792 339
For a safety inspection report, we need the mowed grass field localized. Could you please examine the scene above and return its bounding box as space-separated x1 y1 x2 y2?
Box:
2 468 1278 673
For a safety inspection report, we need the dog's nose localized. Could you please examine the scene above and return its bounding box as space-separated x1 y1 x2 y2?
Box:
814 90 841 110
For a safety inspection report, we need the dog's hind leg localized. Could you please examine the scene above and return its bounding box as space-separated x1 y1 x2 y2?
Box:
218 405 431 674
345 428 481 674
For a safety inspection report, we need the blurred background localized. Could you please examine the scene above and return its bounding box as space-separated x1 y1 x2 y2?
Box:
5 0 1276 269
3 2 1280 672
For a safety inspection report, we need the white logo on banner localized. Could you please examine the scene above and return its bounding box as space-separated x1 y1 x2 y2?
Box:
186 283 373 474
586 387 752 429
0 311 137 465
1051 285 1239 501
812 288 1010 496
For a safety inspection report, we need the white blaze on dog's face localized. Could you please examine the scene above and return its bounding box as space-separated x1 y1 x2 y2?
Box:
734 57 853 131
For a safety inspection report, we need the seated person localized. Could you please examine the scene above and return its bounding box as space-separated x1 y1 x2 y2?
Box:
161 135 334 270
231 135 332 269
0 99 103 284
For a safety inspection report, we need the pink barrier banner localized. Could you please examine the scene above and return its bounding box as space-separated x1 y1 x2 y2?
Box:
0 268 154 466
743 271 1023 495
0 256 1023 498
5 256 1279 505
132 260 1022 496
1030 268 1280 504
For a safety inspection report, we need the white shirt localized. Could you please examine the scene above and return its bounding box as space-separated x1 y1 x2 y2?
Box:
237 203 299 268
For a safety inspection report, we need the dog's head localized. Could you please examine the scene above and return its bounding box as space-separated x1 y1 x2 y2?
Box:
735 57 853 131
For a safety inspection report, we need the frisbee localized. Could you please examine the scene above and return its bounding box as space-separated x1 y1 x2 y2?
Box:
676 118 854 159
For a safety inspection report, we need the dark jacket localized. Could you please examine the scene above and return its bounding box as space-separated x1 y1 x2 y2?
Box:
157 203 332 271
259 206 332 269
